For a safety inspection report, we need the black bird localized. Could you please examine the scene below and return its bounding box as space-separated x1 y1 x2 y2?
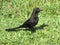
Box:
6 7 42 31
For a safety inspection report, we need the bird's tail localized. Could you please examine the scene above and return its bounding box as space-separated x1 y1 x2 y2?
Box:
6 25 24 31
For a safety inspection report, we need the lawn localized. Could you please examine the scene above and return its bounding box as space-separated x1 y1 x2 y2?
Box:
0 0 60 45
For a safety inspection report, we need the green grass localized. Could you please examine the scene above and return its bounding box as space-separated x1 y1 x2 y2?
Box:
0 0 60 45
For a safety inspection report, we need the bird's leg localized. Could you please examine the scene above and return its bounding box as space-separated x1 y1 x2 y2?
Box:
29 27 36 33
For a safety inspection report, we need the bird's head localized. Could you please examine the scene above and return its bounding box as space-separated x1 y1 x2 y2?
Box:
34 7 42 13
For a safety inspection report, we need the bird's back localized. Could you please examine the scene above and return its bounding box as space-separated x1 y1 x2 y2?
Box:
22 17 39 28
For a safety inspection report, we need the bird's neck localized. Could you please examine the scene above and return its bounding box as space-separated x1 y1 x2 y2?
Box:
31 12 38 18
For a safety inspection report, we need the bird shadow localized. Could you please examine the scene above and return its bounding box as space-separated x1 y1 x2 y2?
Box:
35 24 48 30
25 24 48 33
6 24 48 32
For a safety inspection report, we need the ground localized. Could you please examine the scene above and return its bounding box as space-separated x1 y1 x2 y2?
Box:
0 0 60 45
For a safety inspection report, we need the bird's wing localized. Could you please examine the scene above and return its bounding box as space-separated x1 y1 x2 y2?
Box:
22 18 33 26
